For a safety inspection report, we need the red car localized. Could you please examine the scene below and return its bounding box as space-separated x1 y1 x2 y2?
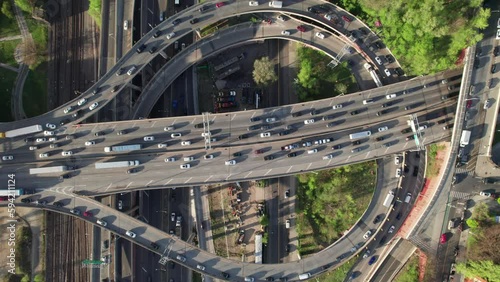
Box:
83 211 93 217
440 233 447 244
216 2 224 8
254 149 263 154
466 100 473 109
296 25 306 32
341 15 351 22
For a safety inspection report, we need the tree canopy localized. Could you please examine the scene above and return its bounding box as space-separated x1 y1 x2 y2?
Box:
252 56 277 86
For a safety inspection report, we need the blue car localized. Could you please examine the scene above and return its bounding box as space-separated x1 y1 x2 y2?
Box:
368 256 377 265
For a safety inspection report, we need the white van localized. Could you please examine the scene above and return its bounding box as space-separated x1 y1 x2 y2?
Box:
299 273 311 280
363 98 374 105
285 219 291 229
404 193 412 203
196 264 206 271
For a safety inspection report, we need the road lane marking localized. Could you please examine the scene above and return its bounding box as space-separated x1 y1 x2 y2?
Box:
104 183 113 192
145 180 153 187
264 169 272 176
244 171 253 178
306 163 312 170
126 182 133 188
204 175 213 182
150 121 157 128
184 177 193 184
225 174 232 181
286 166 293 173
163 179 173 185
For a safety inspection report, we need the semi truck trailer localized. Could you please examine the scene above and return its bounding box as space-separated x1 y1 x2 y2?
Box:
95 160 139 169
104 144 142 153
0 125 43 138
29 166 67 174
383 191 395 207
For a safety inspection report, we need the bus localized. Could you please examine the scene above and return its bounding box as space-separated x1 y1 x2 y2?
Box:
349 130 371 140
0 189 24 197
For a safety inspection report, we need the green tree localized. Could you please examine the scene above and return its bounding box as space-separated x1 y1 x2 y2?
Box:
88 0 102 26
335 83 347 94
34 273 45 282
14 0 32 13
252 57 277 86
259 215 269 226
466 218 479 229
456 260 500 281
1 1 14 19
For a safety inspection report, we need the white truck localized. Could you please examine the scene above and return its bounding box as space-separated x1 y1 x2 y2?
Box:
268 1 282 8
459 130 471 147
104 144 142 153
95 160 139 169
30 166 67 174
1 125 43 138
383 191 395 207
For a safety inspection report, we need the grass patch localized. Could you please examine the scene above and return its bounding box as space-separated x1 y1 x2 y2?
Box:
24 14 48 68
0 39 21 66
0 68 17 122
89 0 102 27
295 162 377 255
16 226 32 276
394 254 419 282
296 45 358 102
208 185 233 258
22 62 47 117
426 143 446 177
0 12 21 37
316 256 356 282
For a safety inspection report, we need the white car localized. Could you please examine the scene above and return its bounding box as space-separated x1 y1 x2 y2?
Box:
388 225 396 234
63 106 73 114
363 230 372 240
49 143 58 148
85 141 95 146
304 119 315 124
29 146 38 150
39 153 49 158
277 15 286 21
158 143 168 148
324 13 332 21
183 156 194 161
395 156 400 165
229 90 236 96
332 104 342 109
44 131 55 136
127 66 137 75
2 155 13 161
181 141 191 146
375 56 383 65
204 154 214 160
248 1 259 6
315 32 325 39
164 126 175 131
180 164 191 169
125 230 136 238
384 69 391 76
166 32 176 39
89 102 99 111
395 168 402 178
484 99 492 110
164 157 176 162
386 93 397 99
36 138 46 143
496 29 500 40
479 191 492 197
118 200 123 210
323 154 333 160
46 123 56 129
48 137 57 142
201 132 212 137
265 117 276 123
123 20 128 30
378 126 389 132
307 149 318 154
281 30 290 36
260 132 271 138
225 160 236 166
77 98 87 106
144 136 155 141
62 151 73 156
171 133 182 138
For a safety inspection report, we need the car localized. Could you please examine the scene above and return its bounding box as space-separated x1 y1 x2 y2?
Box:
352 140 361 146
166 32 176 40
492 63 497 74
225 160 236 166
216 2 225 8
53 201 63 207
384 69 391 76
180 164 190 169
249 1 258 6
29 146 38 150
378 126 389 132
233 152 242 157
494 46 500 57
189 18 199 24
144 136 154 141
181 141 191 146
238 134 248 140
341 15 352 22
126 230 137 238
363 230 372 239
323 154 334 160
136 44 146 53
332 144 341 150
376 136 384 142
362 250 371 259
332 104 342 109
479 191 492 197
150 242 160 250
351 147 362 153
386 93 397 99
46 123 56 129
222 272 230 279
89 102 99 111
61 151 73 156
171 19 181 26
350 110 360 115
36 138 46 143
304 119 315 124
279 130 290 136
260 132 271 138
395 168 402 177
39 153 49 158
385 54 394 63
123 20 129 30
373 215 381 224
440 233 447 244
63 106 73 114
116 199 123 210
302 141 312 147
111 85 119 92
83 211 92 217
375 56 383 65
153 30 161 38
44 130 55 136
77 98 87 106
497 29 500 40
49 136 57 141
287 152 298 158
264 155 275 161
315 32 325 39
2 155 13 161
265 117 276 123
388 225 396 234
484 99 492 109
281 30 291 37
307 149 318 154
127 66 136 75
368 256 377 265
296 25 306 32
170 133 182 138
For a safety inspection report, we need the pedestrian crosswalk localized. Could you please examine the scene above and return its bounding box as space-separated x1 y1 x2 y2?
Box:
450 190 473 200
408 235 434 255
455 167 474 176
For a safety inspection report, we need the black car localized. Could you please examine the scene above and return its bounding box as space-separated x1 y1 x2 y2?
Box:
127 168 138 174
373 215 381 224
352 140 361 146
406 135 415 141
278 130 289 136
250 117 261 122
310 109 319 115
72 109 84 118
292 111 302 117
194 122 207 129
150 242 159 250
322 115 334 121
492 64 497 74
494 46 500 57
221 272 230 279
59 173 72 180
21 198 32 203
149 46 157 54
198 5 208 12
53 201 64 207
285 244 290 252
136 44 146 53
437 119 446 124
374 42 383 49
111 85 119 92
327 121 338 127
92 87 99 95
474 60 480 69
287 152 297 158
382 102 392 108
238 134 248 140
24 137 34 143
396 212 402 220
172 19 181 25
59 119 70 126
153 30 161 38
264 155 275 161
260 125 270 130
116 67 125 76
189 18 199 24
332 144 341 150
247 124 260 131
266 277 275 281
394 68 404 76
307 6 320 14
413 166 419 176
401 128 412 134
376 110 386 116
379 236 387 245
350 110 359 115
233 152 242 157
385 55 394 63
375 136 384 141
95 131 105 137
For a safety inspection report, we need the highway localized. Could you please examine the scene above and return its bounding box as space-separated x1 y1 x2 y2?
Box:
0 0 399 132
0 70 460 194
